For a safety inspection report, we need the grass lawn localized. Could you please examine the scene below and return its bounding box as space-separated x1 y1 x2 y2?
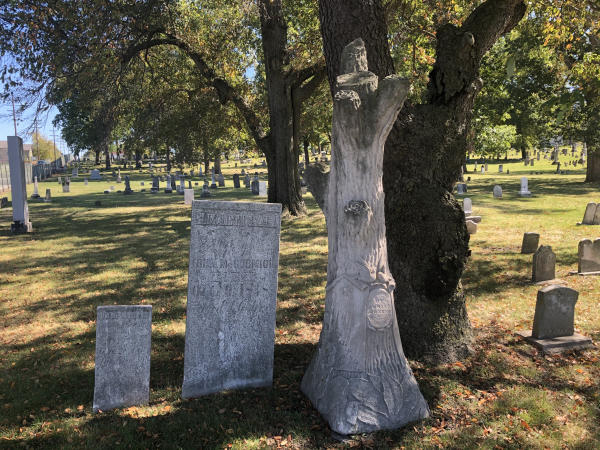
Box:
0 156 599 449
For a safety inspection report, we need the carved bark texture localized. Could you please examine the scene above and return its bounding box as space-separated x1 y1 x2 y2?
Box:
319 0 526 363
301 39 429 435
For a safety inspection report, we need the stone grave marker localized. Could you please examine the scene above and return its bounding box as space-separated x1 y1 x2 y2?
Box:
217 173 225 187
251 179 259 195
178 177 185 195
517 285 592 354
7 137 32 233
233 174 240 188
90 169 102 180
463 197 473 215
498 164 503 173
519 177 531 197
580 203 597 225
493 185 502 198
258 181 267 196
93 305 152 412
521 232 540 254
84 178 88 185
44 189 52 202
183 201 282 398
200 181 211 198
593 207 600 226
244 174 251 189
0 197 7 208
184 188 194 205
466 220 477 234
480 166 485 174
210 172 217 189
484 163 488 171
124 175 133 195
578 239 600 275
456 183 467 195
532 245 556 282
31 176 40 199
164 175 173 193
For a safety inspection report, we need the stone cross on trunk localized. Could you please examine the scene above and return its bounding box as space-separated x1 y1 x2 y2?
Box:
301 39 428 436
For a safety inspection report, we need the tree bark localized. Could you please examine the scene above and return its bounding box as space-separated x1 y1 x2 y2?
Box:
303 137 310 166
586 149 600 182
301 39 428 435
95 149 100 165
104 140 111 170
318 0 526 363
214 152 221 174
165 146 171 172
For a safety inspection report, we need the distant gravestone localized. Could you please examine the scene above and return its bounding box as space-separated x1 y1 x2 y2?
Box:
456 183 467 195
480 166 485 174
233 174 240 188
530 159 534 166
498 164 503 173
519 177 531 197
210 172 217 189
581 203 597 225
258 181 267 196
532 285 578 338
184 188 194 205
7 136 32 233
521 232 540 254
484 163 488 172
493 185 502 198
463 197 473 215
178 177 185 195
116 170 122 183
466 220 477 234
90 169 102 180
200 181 211 198
244 174 251 189
31 176 40 199
532 245 556 282
124 175 133 195
44 189 52 202
165 175 173 193
217 173 225 187
251 180 259 195
151 176 159 193
183 201 282 398
93 305 152 412
84 178 88 185
577 238 600 275
62 178 70 193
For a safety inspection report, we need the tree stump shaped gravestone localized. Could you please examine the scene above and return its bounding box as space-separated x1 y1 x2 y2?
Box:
301 39 429 436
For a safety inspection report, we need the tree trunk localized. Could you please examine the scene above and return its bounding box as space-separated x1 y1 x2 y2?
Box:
586 149 600 182
318 0 526 363
104 140 111 170
259 0 306 216
303 138 310 165
214 152 221 174
166 147 171 172
301 39 428 435
95 149 100 165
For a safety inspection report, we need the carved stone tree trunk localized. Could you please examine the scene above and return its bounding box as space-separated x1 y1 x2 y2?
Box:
318 0 526 363
301 39 429 436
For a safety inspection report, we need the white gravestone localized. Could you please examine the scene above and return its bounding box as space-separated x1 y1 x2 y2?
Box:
519 177 531 197
93 305 152 412
184 188 194 205
480 166 485 174
7 136 32 233
578 238 600 275
31 176 40 199
463 198 473 215
493 185 502 198
258 181 267 196
183 201 282 398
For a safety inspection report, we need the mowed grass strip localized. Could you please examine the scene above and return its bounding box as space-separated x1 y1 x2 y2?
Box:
0 158 598 449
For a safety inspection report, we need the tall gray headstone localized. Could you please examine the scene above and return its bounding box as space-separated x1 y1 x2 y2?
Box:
581 203 597 225
493 185 502 198
183 201 282 398
93 305 152 412
578 238 600 274
521 232 540 254
519 177 531 197
532 245 556 282
7 136 32 233
532 285 578 339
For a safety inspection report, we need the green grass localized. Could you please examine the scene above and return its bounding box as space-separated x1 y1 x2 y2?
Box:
0 156 598 449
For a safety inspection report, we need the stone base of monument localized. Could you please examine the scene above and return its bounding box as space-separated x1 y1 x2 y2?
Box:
516 331 593 354
124 189 133 195
569 270 600 276
164 188 172 193
465 215 482 223
519 191 532 197
210 183 217 189
11 220 32 234
31 194 40 199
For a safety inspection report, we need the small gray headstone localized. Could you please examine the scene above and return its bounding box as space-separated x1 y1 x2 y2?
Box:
532 285 578 339
466 220 477 234
532 245 556 282
183 201 282 398
463 197 472 215
578 238 600 274
521 232 540 254
493 185 502 198
93 305 152 412
581 203 597 225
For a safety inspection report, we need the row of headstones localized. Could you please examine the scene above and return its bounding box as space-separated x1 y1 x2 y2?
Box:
93 201 282 412
523 234 600 281
457 178 532 198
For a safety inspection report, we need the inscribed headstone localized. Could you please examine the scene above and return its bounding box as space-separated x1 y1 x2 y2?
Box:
578 238 600 274
581 203 597 225
532 285 578 339
532 245 556 282
8 136 32 233
493 185 502 198
521 232 540 254
93 305 152 412
184 188 194 205
519 177 531 197
183 201 282 398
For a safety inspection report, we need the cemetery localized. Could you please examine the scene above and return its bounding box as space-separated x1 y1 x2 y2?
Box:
0 0 598 448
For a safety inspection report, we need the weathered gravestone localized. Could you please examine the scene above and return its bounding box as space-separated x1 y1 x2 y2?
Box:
184 188 194 205
217 173 225 187
456 183 467 195
244 173 251 189
463 197 473 215
493 185 502 198
593 206 600 226
183 201 282 398
178 177 185 195
7 136 32 233
164 175 173 193
578 238 600 275
210 172 217 189
580 203 597 225
44 189 51 202
300 39 428 436
521 232 540 254
519 177 531 197
93 305 152 412
498 164 503 173
200 181 211 198
31 176 40 199
517 285 592 354
90 169 102 180
258 181 267 196
233 174 241 188
84 178 88 185
0 197 8 208
251 179 259 195
532 245 556 282
466 220 477 235
123 175 133 194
